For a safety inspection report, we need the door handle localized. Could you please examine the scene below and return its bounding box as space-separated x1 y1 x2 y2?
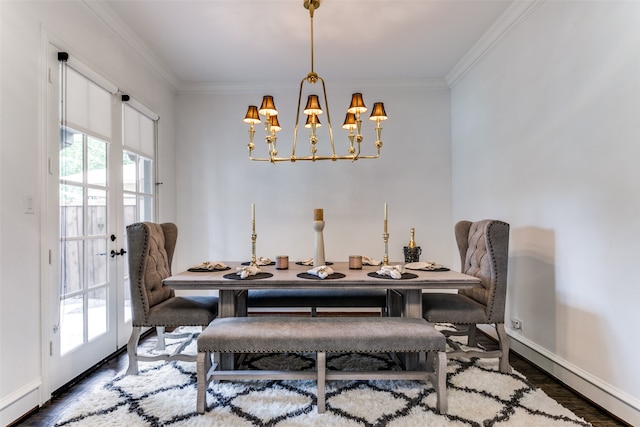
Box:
110 248 127 258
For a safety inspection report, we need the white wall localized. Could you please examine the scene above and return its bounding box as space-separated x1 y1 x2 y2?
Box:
451 1 640 424
174 85 454 272
0 1 176 424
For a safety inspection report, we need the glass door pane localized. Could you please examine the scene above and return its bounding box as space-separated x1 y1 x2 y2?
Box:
121 150 154 324
59 128 112 355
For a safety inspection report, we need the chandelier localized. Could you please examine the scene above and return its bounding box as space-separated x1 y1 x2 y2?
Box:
243 0 388 163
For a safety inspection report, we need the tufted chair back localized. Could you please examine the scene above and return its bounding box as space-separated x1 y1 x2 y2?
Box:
456 219 510 324
127 222 178 326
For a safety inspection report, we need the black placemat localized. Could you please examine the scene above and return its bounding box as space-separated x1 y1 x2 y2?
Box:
241 261 275 266
367 272 418 280
296 272 346 280
421 267 450 272
223 272 274 280
295 261 333 266
187 266 231 272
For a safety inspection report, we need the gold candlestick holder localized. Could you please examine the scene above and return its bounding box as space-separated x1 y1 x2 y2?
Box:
383 231 389 266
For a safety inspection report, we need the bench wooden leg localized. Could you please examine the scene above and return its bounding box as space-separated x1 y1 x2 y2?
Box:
435 351 447 413
317 352 326 413
425 351 433 372
197 351 212 414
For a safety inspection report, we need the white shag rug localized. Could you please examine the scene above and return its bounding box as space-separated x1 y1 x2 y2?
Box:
53 326 591 427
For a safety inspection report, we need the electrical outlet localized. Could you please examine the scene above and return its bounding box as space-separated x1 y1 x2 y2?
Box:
511 318 523 330
24 195 35 214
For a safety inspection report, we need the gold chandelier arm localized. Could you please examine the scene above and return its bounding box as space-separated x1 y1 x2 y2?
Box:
248 154 274 162
352 139 361 163
291 77 307 159
247 124 256 154
249 152 380 162
318 77 337 160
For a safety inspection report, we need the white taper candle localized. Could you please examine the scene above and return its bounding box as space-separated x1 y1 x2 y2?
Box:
384 203 388 233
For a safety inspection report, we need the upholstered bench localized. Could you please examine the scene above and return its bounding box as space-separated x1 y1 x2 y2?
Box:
246 288 390 316
196 316 447 414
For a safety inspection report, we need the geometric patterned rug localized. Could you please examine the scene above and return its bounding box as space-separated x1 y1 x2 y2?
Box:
52 326 592 427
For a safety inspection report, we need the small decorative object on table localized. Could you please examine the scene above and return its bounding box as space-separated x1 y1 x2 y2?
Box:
349 255 363 269
276 255 289 270
187 261 230 272
313 208 326 267
235 264 261 279
369 264 418 280
362 256 381 266
403 227 422 263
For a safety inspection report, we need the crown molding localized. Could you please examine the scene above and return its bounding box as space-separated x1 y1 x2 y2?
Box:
177 78 449 95
79 0 180 91
446 0 544 88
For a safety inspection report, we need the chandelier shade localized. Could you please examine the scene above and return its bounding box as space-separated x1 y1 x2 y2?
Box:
243 0 388 163
258 95 278 117
341 113 356 129
370 102 388 121
303 95 323 116
305 114 322 128
269 115 282 132
243 105 260 124
347 93 367 115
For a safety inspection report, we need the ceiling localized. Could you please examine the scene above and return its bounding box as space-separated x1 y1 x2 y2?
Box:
99 0 515 89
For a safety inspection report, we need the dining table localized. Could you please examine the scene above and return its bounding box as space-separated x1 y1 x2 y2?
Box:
164 261 481 370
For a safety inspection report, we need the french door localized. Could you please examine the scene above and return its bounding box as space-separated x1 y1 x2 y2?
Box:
54 124 119 390
46 44 156 391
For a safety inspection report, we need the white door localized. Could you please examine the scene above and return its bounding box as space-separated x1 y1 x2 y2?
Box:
46 45 156 391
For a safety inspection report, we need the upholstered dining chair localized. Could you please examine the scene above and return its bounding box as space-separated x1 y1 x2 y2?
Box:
422 219 511 373
126 222 218 375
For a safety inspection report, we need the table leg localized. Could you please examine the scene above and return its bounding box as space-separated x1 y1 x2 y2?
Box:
236 290 248 317
403 289 422 318
387 290 404 317
218 290 240 369
401 289 422 370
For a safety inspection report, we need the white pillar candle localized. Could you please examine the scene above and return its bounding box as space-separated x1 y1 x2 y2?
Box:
384 203 388 233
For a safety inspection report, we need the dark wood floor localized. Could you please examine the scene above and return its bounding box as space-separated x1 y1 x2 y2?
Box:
493 340 629 426
11 321 629 427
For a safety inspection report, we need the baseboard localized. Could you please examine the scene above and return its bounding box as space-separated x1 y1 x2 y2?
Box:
0 378 41 427
478 325 639 426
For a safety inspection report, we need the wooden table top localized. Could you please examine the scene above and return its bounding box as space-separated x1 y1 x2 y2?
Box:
164 261 481 290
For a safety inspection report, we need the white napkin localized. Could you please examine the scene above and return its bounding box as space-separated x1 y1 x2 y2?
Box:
307 265 334 279
362 256 381 266
299 258 314 266
425 261 444 270
192 261 227 270
376 264 406 279
256 256 272 266
236 265 261 279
